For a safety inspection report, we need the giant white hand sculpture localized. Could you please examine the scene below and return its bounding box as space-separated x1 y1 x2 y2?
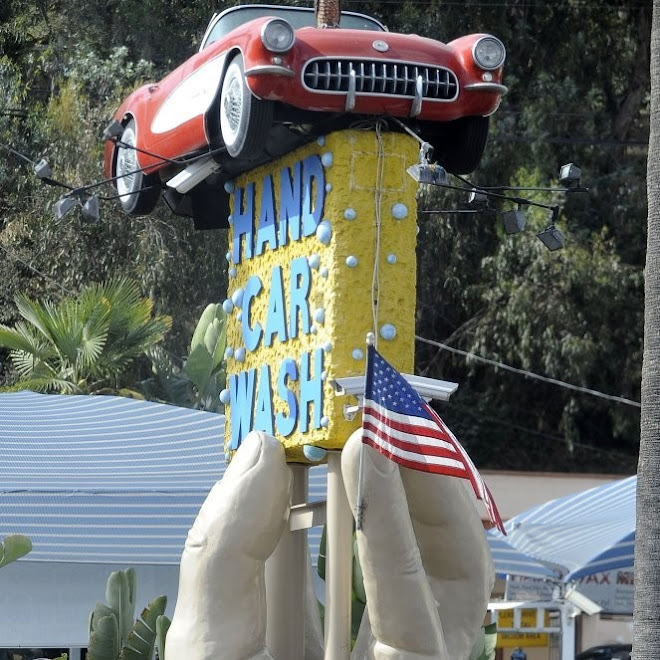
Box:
165 430 494 660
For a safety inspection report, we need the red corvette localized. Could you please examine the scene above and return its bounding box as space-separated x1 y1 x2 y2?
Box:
103 4 506 227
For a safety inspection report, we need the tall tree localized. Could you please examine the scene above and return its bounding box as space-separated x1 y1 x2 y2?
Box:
634 2 660 658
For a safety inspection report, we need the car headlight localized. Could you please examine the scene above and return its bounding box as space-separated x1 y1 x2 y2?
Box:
472 36 506 70
261 18 295 53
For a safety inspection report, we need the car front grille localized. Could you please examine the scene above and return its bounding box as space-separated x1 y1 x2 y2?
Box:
302 58 458 100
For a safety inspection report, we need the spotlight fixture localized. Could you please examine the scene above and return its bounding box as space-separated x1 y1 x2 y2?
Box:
406 141 448 185
502 207 526 234
537 225 565 251
81 196 100 223
468 188 489 208
407 162 447 185
564 585 602 616
33 158 52 180
102 119 124 141
559 163 581 188
53 197 77 220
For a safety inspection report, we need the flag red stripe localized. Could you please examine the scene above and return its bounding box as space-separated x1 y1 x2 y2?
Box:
362 437 472 478
424 402 483 497
364 402 456 446
362 419 465 461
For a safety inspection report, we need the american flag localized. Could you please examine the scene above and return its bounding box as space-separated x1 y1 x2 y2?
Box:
362 345 505 534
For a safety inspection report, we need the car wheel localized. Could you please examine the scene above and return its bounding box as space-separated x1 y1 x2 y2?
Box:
219 55 273 159
114 119 161 215
431 116 490 175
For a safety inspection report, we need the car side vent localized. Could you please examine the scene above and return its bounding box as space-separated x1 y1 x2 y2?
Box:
302 59 458 100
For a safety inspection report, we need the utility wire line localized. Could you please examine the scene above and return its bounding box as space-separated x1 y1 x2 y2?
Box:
415 334 641 409
449 401 638 464
0 244 73 296
2 243 642 411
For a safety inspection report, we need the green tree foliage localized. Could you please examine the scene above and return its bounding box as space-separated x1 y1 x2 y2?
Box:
0 277 171 394
0 0 648 471
407 0 649 472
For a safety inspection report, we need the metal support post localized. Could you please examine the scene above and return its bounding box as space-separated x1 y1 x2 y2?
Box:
265 464 308 660
323 451 353 660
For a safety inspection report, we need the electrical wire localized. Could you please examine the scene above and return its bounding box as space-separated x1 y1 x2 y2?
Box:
415 334 641 408
447 401 639 465
0 244 73 295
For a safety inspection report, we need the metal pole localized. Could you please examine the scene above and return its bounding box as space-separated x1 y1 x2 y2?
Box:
323 451 353 660
560 603 576 660
265 464 308 660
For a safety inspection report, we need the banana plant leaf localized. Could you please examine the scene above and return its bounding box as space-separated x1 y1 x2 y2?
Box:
0 534 32 568
469 623 498 660
185 303 226 409
88 613 120 660
118 594 167 660
106 568 137 645
155 614 171 660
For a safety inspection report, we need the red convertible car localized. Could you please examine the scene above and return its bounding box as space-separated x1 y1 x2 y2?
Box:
103 4 506 227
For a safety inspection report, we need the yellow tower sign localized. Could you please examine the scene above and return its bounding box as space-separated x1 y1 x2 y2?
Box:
223 130 419 460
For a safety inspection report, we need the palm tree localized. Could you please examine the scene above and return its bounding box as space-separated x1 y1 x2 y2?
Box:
0 277 171 395
635 3 660 658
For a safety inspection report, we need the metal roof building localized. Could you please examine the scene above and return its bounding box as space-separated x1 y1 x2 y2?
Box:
0 391 324 650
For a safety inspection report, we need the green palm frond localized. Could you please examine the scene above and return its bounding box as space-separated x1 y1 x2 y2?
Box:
0 376 84 394
11 350 58 380
0 322 51 357
1 277 170 395
14 293 59 343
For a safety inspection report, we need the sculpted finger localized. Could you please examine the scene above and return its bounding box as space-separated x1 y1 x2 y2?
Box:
166 431 292 660
400 468 494 660
342 431 449 660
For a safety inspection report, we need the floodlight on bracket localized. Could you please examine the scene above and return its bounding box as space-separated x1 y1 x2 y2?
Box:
53 196 77 220
563 585 603 616
33 158 52 180
102 119 124 141
537 224 565 251
407 155 589 251
502 205 527 235
468 188 489 209
81 195 100 223
559 162 582 189
535 205 564 251
406 142 448 185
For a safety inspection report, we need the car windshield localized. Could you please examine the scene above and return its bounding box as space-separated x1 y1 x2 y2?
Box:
202 4 386 50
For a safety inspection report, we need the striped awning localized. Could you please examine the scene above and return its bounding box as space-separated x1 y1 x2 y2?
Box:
1 391 227 564
492 475 636 581
0 391 329 566
1 391 634 581
487 535 560 581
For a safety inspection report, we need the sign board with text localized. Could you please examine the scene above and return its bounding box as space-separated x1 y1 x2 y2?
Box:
223 131 419 460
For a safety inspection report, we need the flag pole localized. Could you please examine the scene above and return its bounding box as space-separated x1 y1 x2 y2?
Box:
355 332 375 530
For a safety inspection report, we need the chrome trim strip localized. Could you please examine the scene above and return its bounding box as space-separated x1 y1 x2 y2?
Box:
410 74 423 117
345 68 357 111
244 64 296 77
463 82 508 94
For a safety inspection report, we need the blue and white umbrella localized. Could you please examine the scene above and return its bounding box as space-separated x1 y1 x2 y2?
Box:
491 475 636 581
